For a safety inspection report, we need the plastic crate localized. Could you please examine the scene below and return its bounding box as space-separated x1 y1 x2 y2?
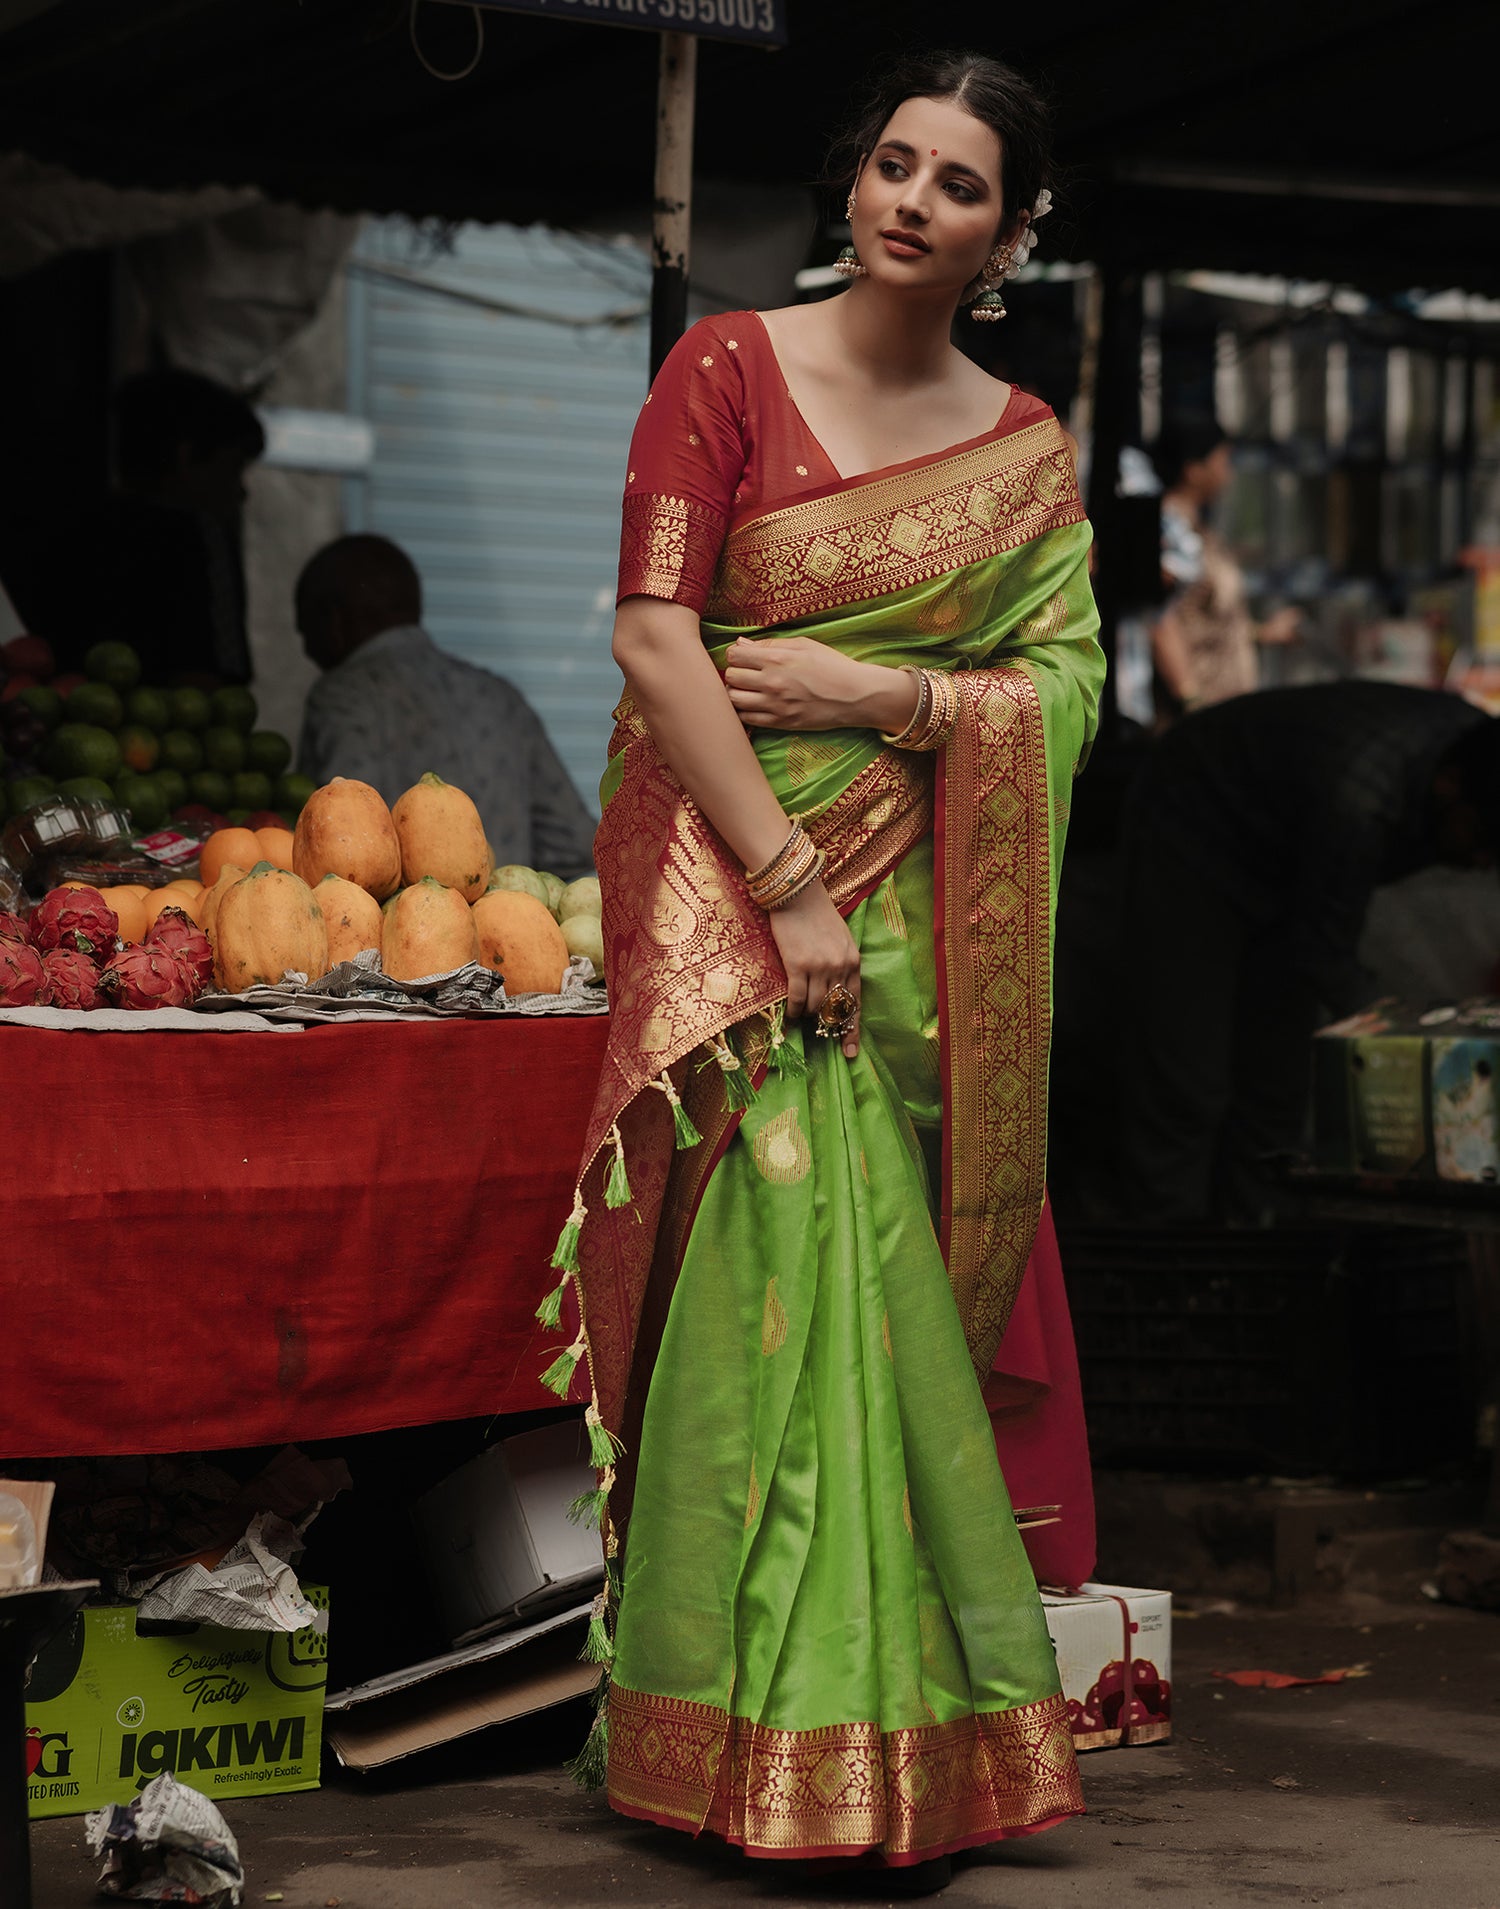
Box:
1058 1225 1471 1477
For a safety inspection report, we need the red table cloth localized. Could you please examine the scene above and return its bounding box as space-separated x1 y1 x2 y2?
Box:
0 1018 610 1459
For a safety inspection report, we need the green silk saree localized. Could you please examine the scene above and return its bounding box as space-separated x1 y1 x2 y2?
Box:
539 405 1105 1864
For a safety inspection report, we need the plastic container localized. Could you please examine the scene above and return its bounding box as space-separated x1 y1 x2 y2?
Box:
0 1490 38 1590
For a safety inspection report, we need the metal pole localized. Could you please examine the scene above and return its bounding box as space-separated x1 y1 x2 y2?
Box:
650 31 696 380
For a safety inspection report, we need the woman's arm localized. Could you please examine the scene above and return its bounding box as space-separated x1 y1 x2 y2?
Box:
613 597 868 1055
724 636 920 734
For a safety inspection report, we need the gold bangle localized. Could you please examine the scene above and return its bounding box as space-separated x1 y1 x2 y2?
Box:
899 668 960 752
761 848 826 910
880 667 930 747
746 824 823 909
746 819 807 893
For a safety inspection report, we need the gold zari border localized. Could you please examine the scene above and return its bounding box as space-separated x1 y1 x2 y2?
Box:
608 1684 1083 1858
939 669 1053 1373
709 418 1083 627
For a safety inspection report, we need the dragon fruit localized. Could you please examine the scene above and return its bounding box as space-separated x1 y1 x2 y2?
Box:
41 947 103 1010
29 885 118 964
0 910 28 944
145 906 213 1000
100 943 191 1010
0 940 50 1006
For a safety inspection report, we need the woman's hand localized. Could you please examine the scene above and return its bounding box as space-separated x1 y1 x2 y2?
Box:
767 878 862 1059
725 637 918 735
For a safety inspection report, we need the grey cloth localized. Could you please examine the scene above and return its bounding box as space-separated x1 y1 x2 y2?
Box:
297 624 597 878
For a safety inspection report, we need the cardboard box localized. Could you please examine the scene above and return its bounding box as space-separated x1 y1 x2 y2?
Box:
24 1587 327 1819
412 1421 604 1647
323 1601 597 1772
1314 1000 1500 1182
1041 1582 1172 1751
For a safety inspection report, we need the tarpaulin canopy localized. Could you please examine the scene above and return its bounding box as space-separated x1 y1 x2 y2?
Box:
0 0 1498 292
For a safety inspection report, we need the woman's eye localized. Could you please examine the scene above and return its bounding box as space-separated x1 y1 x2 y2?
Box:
877 158 906 178
945 183 977 202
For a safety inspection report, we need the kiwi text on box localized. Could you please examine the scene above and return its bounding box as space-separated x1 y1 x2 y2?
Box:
24 1586 327 1819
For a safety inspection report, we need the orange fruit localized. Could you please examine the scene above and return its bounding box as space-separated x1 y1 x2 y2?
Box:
143 887 203 932
253 825 295 872
101 887 149 944
199 826 262 887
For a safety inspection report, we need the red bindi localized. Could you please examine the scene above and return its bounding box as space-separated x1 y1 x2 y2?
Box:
930 149 938 156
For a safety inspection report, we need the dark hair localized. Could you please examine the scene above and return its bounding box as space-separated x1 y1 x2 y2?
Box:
829 49 1052 244
1153 414 1229 490
295 534 423 635
114 368 265 488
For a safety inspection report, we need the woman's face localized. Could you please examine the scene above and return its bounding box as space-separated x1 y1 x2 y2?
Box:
852 95 1009 300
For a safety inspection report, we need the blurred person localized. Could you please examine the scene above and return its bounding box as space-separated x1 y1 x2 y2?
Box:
1150 414 1301 722
1118 681 1496 1223
556 49 1104 1887
83 368 265 684
295 534 596 878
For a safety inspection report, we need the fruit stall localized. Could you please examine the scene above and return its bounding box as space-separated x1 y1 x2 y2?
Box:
0 637 609 1461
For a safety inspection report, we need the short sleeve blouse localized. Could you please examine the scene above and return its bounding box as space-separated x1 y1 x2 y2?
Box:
617 316 748 613
616 310 1045 613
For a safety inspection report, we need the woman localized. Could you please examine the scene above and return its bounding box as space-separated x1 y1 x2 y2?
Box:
535 49 1105 1887
1150 414 1300 721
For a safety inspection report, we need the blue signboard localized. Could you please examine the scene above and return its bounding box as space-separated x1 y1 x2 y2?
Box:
464 0 786 47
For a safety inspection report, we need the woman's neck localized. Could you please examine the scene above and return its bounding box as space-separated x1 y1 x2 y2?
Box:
823 279 961 388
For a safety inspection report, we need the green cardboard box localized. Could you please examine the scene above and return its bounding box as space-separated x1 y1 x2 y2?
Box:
24 1587 327 1819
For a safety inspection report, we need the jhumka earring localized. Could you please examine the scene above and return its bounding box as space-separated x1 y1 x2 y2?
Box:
833 188 867 279
969 243 1012 322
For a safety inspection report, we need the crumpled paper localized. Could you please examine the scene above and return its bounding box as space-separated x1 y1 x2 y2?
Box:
88 1771 244 1904
130 1511 327 1634
194 949 608 1023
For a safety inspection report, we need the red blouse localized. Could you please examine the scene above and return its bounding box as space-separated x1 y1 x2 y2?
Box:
617 309 1052 614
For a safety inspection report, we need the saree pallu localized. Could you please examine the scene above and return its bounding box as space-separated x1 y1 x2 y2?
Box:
540 411 1105 1864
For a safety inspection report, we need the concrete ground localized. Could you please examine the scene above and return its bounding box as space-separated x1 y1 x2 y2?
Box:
30 1600 1500 1909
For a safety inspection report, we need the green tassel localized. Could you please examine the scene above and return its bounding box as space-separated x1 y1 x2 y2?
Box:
585 1406 621 1470
549 1189 587 1273
583 1610 614 1666
568 1485 609 1529
705 1032 758 1111
565 1683 610 1790
540 1346 580 1397
604 1124 631 1209
671 1095 702 1149
766 1003 808 1079
534 1278 566 1331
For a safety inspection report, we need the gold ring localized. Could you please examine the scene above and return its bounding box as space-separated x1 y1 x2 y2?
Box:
815 983 858 1040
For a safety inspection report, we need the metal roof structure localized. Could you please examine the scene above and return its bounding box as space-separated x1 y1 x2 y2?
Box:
1 1 1498 293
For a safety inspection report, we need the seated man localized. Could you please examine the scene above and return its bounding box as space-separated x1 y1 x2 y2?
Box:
295 535 596 878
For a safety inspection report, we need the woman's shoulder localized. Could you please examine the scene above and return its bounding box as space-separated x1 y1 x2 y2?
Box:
680 311 758 352
1003 384 1057 430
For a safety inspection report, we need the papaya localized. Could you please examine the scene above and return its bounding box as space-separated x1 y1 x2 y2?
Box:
293 777 401 899
391 771 492 902
199 864 247 943
315 872 383 968
212 862 328 992
381 876 479 982
472 889 570 995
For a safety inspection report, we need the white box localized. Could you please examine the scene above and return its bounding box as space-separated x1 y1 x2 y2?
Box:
411 1421 604 1647
1041 1582 1172 1751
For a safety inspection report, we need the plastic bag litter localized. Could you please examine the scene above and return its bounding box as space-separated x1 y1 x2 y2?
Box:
87 1771 243 1904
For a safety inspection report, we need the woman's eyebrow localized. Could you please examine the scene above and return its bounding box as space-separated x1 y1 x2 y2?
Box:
876 138 988 186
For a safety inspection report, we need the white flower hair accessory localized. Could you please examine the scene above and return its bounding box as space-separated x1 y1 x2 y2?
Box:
1003 186 1053 279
